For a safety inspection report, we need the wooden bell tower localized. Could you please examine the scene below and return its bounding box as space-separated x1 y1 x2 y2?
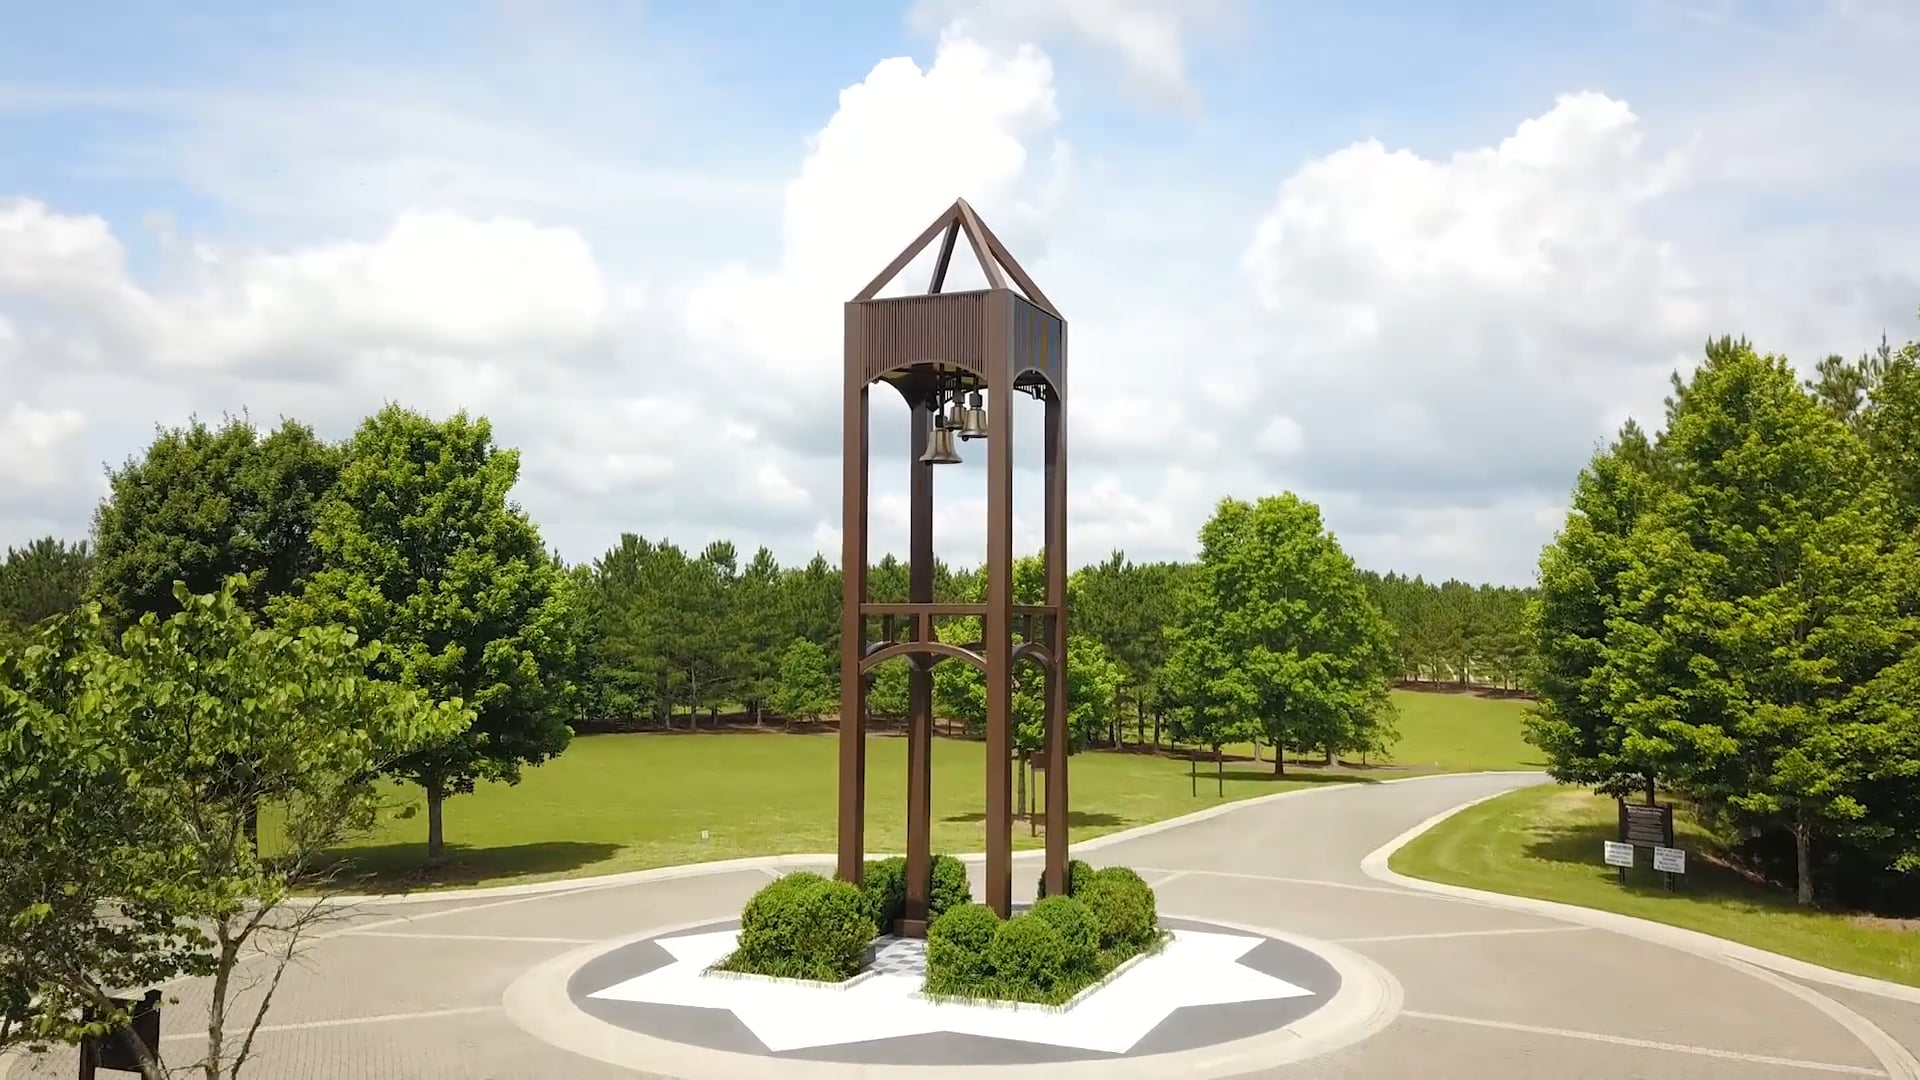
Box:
836 198 1070 932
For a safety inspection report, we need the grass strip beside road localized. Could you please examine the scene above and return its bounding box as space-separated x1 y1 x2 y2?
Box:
299 688 1537 893
1389 783 1920 988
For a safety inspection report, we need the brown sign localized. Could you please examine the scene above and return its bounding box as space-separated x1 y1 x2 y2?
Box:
1619 802 1673 848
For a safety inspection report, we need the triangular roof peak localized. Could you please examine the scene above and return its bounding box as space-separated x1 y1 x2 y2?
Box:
851 198 1061 319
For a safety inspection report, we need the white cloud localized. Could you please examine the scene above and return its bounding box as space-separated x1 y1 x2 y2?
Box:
158 212 611 371
1237 92 1706 517
0 402 88 496
908 0 1225 107
686 28 1063 387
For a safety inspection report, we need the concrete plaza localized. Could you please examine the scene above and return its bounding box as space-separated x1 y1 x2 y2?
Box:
6 772 1916 1078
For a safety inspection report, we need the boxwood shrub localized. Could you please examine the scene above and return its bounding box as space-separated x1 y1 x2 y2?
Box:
862 856 907 928
860 854 974 932
714 871 878 982
928 854 971 918
1033 858 1097 900
1079 867 1158 950
924 902 1000 991
1029 895 1099 972
924 865 1165 1005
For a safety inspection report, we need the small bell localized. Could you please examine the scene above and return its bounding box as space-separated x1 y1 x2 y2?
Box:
920 410 963 465
956 391 989 441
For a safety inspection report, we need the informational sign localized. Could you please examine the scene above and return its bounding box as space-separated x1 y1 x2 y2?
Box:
1652 846 1686 874
1620 802 1674 848
1603 841 1636 868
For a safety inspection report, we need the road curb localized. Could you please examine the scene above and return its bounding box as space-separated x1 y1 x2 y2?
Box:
1359 786 1920 1007
320 769 1547 906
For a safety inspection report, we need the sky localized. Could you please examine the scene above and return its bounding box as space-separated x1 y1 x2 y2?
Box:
2 0 1918 587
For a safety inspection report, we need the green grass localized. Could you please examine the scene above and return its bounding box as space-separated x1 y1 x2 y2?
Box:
309 687 1530 892
1390 783 1920 988
1219 689 1543 773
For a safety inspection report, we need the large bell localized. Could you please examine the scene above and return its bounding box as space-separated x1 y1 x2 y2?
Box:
920 415 963 465
956 391 989 441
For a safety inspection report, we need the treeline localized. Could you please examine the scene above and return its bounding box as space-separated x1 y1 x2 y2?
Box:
3 502 1530 756
1361 572 1531 688
0 403 1449 837
1527 330 1920 911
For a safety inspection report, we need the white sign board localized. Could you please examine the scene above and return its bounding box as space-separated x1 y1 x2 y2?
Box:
1603 841 1635 868
1653 846 1686 874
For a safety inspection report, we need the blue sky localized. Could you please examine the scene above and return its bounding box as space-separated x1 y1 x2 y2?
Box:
3 0 1917 584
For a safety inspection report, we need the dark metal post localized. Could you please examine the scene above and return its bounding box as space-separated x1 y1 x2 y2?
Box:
836 369 869 886
983 295 1015 918
903 394 935 935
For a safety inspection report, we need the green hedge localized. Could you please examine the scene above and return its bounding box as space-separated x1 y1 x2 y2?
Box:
713 872 878 982
862 854 975 931
924 865 1165 1005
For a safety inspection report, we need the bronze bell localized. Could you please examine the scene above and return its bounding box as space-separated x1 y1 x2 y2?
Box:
956 391 989 441
920 412 963 465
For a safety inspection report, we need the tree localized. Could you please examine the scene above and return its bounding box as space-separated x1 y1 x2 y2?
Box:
1524 419 1671 798
1605 342 1914 904
91 416 338 626
0 537 93 640
732 548 785 724
2 611 205 1072
275 406 577 860
1169 495 1399 773
2 582 467 1078
771 638 836 726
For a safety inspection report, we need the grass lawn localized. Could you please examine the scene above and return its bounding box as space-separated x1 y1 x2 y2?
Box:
307 688 1530 892
1219 689 1543 773
1390 783 1920 988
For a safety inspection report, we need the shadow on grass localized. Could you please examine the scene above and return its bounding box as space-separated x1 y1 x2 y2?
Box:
317 840 624 893
941 810 1129 828
1520 820 1802 912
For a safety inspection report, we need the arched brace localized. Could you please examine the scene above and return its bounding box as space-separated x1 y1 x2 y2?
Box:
1011 641 1054 672
860 640 987 675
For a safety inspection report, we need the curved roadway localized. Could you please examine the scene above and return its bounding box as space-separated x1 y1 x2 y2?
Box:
7 772 1917 1078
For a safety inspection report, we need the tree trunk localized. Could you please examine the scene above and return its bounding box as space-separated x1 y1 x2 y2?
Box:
1794 809 1815 906
203 933 238 1080
1272 752 1285 777
1324 744 1336 766
1016 752 1028 818
1251 737 1262 763
426 778 447 861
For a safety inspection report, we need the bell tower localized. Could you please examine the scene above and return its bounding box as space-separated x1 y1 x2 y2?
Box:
837 198 1070 932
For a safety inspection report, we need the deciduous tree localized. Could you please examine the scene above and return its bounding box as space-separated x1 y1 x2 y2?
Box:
276 406 577 860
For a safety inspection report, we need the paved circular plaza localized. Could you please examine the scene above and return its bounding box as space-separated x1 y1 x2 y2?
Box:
5 772 1917 1079
508 913 1383 1074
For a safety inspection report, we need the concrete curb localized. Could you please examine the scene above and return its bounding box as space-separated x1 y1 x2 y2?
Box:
500 911 1404 1078
1359 786 1920 1008
321 769 1547 907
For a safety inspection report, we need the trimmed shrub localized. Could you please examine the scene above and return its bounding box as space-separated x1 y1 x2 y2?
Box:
988 914 1069 997
923 867 1163 1005
863 856 907 929
1033 858 1098 900
1095 865 1150 891
928 853 971 917
925 902 1000 988
1029 895 1098 972
1079 873 1156 950
726 872 878 981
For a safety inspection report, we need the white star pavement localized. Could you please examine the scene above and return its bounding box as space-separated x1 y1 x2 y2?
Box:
587 927 1314 1054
